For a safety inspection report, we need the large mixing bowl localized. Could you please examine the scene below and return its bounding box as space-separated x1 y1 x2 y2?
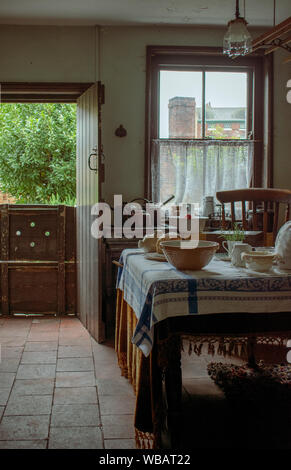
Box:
160 240 219 270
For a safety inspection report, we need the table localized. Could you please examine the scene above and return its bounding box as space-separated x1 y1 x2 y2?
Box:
115 249 291 449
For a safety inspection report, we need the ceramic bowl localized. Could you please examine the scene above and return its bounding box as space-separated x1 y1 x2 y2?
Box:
160 240 219 270
241 250 277 272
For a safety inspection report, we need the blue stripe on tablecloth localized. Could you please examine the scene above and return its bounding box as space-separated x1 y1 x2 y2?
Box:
188 278 198 314
135 330 153 348
174 270 198 314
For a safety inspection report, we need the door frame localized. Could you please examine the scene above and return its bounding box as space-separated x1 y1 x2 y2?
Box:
0 82 105 340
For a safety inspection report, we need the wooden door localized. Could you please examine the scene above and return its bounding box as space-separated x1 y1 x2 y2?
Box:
76 83 105 342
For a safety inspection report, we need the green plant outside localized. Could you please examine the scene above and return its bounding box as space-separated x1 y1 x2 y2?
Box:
0 103 76 205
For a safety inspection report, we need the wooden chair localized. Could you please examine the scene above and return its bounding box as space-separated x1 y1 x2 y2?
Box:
216 188 291 245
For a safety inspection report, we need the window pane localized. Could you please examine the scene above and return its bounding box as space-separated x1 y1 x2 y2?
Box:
159 71 203 138
204 72 247 139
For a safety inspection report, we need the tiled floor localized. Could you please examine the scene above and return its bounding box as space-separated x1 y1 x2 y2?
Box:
0 316 289 449
0 316 136 449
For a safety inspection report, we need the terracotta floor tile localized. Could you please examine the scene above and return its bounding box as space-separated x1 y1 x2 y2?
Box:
56 357 94 372
99 395 135 415
104 439 136 449
1 347 23 359
51 404 100 427
31 318 59 324
102 414 135 439
53 387 98 405
0 373 15 389
0 389 11 406
16 364 56 380
59 330 90 338
94 364 122 379
55 371 96 388
92 348 117 364
0 415 50 440
48 426 103 449
31 320 59 329
29 328 59 336
59 322 80 330
58 345 92 358
27 333 59 342
12 378 55 396
0 358 20 373
5 394 52 416
0 440 47 449
0 338 26 347
21 351 57 364
24 341 58 352
0 329 29 338
58 338 92 347
96 378 135 397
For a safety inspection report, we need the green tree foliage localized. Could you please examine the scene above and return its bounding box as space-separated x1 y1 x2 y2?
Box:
0 103 76 204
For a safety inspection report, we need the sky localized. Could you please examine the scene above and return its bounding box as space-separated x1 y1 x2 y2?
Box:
159 71 247 137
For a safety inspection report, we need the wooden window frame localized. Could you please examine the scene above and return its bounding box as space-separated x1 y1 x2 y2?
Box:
145 46 273 200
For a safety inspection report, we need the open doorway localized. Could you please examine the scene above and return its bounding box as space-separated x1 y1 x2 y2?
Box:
0 82 105 343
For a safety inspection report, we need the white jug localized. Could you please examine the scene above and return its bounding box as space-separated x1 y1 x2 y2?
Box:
275 221 291 270
231 243 252 267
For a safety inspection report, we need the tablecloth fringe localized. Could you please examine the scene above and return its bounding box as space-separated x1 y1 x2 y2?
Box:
135 429 155 449
182 334 289 359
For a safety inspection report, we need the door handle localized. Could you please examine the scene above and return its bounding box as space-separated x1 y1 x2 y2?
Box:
88 148 97 173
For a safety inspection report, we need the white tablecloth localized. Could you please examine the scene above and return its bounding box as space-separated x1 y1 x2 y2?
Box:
117 249 291 356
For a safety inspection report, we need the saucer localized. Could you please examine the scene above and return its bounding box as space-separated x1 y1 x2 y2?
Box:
145 252 166 262
215 253 231 262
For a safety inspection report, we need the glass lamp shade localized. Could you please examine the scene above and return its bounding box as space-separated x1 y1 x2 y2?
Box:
223 17 252 58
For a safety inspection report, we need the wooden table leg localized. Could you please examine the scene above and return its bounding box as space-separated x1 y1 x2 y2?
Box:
247 335 257 368
164 335 182 448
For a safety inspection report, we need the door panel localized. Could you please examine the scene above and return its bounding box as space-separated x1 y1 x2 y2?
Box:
76 83 105 342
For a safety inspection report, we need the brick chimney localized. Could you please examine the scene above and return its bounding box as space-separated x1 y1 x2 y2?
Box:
168 97 197 138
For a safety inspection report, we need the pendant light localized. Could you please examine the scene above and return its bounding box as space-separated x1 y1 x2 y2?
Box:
223 0 252 58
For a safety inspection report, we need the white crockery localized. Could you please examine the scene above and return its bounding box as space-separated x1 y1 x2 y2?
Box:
275 221 291 270
241 250 278 272
222 240 238 256
231 243 252 267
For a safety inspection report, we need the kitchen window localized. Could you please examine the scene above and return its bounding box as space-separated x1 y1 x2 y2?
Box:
145 46 272 210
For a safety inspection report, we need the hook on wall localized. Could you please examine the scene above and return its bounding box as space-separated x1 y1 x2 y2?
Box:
115 124 127 137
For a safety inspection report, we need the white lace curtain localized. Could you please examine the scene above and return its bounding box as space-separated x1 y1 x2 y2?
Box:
151 139 254 209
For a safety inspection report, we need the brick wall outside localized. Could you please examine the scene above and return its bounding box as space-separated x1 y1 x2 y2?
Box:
0 191 16 204
169 97 197 138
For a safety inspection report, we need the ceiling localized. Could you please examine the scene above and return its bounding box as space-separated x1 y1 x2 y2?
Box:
0 0 289 27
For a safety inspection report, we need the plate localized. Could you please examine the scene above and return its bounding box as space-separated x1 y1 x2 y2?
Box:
145 252 166 262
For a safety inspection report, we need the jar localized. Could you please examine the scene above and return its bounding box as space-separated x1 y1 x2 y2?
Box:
203 196 214 217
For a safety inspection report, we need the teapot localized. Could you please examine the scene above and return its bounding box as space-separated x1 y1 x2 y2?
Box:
138 232 159 253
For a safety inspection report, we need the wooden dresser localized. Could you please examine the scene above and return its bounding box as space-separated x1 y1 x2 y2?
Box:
101 237 139 337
